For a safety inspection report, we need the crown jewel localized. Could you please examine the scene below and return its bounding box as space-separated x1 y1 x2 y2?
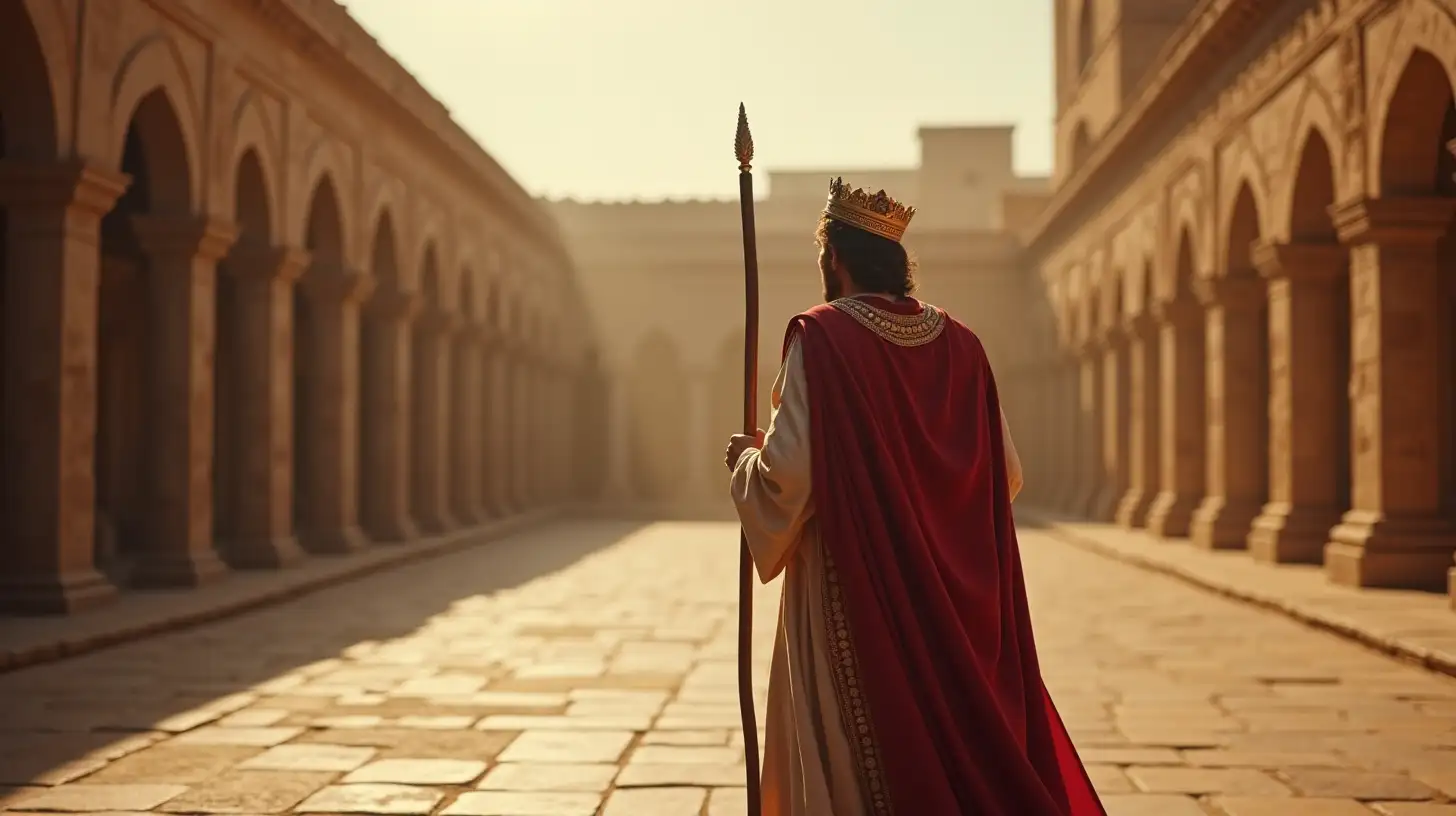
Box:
823 177 916 243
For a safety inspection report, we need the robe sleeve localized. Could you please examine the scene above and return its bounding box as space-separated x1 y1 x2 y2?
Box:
1000 405 1024 502
730 336 813 583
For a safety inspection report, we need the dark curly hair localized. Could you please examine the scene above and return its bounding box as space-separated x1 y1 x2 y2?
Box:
815 215 918 298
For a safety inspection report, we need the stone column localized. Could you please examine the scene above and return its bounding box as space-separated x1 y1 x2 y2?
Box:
1146 296 1205 537
359 285 418 543
1052 362 1082 512
511 349 532 511
1115 313 1161 528
1189 275 1268 550
1093 328 1130 521
296 263 374 554
451 325 485 524
0 161 126 613
1074 347 1105 518
1248 240 1349 563
412 309 458 534
219 243 308 568
1325 196 1456 589
128 216 237 587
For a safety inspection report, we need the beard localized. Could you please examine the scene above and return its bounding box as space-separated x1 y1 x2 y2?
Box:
819 253 842 302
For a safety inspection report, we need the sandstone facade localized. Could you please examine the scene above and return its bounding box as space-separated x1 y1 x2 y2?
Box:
548 126 1052 518
1026 0 1456 608
0 0 602 615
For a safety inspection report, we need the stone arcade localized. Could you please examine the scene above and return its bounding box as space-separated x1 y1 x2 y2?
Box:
0 0 606 615
1018 0 1456 608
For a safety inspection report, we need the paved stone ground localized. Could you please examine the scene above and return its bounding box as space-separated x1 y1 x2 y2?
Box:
1 519 1455 815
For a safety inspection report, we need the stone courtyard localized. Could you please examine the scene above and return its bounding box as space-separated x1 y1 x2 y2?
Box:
1 521 1454 816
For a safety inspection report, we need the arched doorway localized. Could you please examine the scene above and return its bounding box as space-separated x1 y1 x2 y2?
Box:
628 332 689 503
1094 275 1130 520
95 89 193 583
1147 229 1206 538
214 149 271 555
1190 183 1269 550
295 174 345 546
452 269 480 522
411 244 449 531
358 210 415 542
1248 129 1351 563
1117 262 1161 527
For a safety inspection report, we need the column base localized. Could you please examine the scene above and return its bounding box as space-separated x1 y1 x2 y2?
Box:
301 525 371 555
1247 503 1342 565
129 548 230 589
223 535 307 570
414 511 458 537
1145 491 1198 538
0 569 118 615
1189 497 1261 551
1087 484 1122 522
1324 511 1456 590
365 516 420 544
1113 488 1156 528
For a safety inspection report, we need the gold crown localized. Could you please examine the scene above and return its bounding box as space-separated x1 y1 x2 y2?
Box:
823 177 916 243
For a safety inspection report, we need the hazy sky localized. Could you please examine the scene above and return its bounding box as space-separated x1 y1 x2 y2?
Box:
344 0 1054 201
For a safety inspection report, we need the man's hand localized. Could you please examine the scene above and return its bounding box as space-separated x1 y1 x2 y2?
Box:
724 430 766 470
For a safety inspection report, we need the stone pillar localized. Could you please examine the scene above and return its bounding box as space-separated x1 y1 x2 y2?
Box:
359 285 419 543
296 264 374 554
1052 362 1082 512
452 326 485 524
128 216 237 587
1146 296 1205 537
1074 348 1105 518
1248 240 1349 563
0 162 126 613
412 309 458 534
219 243 308 568
1115 313 1161 527
1325 196 1456 590
511 350 532 510
1093 329 1130 521
1189 275 1268 550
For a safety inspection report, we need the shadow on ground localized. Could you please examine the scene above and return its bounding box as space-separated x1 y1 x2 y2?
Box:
0 519 649 789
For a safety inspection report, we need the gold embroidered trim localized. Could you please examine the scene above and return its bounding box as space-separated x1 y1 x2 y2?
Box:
821 549 892 815
830 297 945 347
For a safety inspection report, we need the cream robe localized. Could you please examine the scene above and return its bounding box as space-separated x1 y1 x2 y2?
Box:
730 334 1023 816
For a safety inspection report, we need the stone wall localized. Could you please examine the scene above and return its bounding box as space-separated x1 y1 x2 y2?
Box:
1027 0 1456 609
0 0 603 615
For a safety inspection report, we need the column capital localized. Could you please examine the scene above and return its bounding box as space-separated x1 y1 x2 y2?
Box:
1194 274 1265 310
1151 294 1201 325
300 264 375 305
0 158 129 215
1251 238 1347 281
132 215 239 263
226 242 309 283
1329 195 1456 246
364 284 420 321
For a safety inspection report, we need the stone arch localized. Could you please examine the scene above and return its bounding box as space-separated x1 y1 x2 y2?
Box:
410 240 448 530
92 83 200 578
1075 0 1095 75
368 209 402 288
1278 81 1345 218
1223 181 1263 277
1287 130 1340 243
298 141 353 257
1373 48 1456 196
0 2 62 159
1170 226 1197 303
232 149 272 247
109 34 201 210
227 92 283 240
418 243 442 308
1217 144 1272 273
356 205 406 541
303 175 346 264
629 331 690 502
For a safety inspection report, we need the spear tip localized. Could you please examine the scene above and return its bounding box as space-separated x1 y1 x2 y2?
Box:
735 103 754 170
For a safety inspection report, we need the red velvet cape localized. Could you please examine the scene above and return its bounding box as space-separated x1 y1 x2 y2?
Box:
786 298 1105 815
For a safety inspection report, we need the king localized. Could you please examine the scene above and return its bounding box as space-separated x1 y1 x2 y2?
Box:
724 178 1107 815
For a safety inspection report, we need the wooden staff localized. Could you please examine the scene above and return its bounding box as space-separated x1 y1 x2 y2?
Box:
733 102 763 816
